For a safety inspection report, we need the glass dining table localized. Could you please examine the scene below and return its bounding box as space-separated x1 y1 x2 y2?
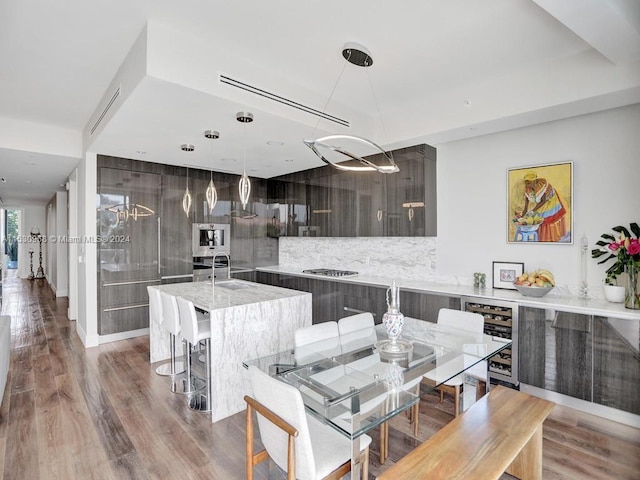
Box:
243 316 512 478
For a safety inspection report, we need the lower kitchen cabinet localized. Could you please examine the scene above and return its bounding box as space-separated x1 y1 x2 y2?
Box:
518 306 639 415
400 290 460 322
255 272 459 326
593 316 640 414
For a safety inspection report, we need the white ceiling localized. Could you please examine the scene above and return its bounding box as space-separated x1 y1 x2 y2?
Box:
1 0 639 206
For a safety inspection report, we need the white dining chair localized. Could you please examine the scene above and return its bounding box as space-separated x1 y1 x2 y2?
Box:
337 312 377 351
422 308 487 420
294 322 341 364
245 365 371 480
338 311 421 463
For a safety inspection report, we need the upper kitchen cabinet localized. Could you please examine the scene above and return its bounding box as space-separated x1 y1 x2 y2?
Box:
268 143 436 237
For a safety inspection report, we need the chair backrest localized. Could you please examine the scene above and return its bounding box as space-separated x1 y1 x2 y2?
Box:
294 322 340 363
147 286 164 330
338 312 377 351
248 365 317 479
159 291 180 336
176 296 199 345
294 321 339 347
337 312 374 335
437 308 485 333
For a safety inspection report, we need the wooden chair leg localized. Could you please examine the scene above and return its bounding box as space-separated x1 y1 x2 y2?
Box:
453 385 460 418
362 446 370 480
439 387 444 403
413 383 420 437
476 380 487 401
246 404 254 480
379 421 387 464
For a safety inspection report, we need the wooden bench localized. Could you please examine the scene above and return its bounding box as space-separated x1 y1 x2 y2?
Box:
377 385 554 480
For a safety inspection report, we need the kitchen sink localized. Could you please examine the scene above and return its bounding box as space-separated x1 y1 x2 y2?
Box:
216 280 254 291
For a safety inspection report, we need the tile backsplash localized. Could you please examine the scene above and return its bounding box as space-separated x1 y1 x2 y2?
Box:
279 237 437 281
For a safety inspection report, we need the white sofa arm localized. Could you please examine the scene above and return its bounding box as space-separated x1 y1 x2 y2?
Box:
0 315 10 405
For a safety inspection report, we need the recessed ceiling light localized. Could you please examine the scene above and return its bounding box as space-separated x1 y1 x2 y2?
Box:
204 130 220 139
136 150 147 155
464 99 472 107
267 141 284 147
221 157 237 162
181 144 195 152
285 159 294 163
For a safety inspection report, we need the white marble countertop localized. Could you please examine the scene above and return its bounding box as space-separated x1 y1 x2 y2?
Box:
257 265 640 321
153 279 311 312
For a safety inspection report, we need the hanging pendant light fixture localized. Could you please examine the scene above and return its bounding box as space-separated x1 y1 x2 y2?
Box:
204 130 220 213
303 42 399 174
236 112 253 210
181 143 195 217
182 166 192 217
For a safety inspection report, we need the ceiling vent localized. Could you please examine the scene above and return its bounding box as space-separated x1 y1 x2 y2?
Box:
89 85 121 136
219 74 350 128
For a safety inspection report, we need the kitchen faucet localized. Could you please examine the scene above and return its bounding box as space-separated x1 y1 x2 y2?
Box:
213 252 231 281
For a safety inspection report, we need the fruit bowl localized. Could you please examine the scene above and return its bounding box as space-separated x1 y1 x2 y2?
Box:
514 284 554 297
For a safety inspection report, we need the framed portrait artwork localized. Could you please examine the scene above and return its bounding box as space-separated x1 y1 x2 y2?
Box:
507 161 573 244
492 261 524 290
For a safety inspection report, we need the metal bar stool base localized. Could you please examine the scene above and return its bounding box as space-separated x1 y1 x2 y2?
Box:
188 391 211 413
155 360 186 376
171 374 205 395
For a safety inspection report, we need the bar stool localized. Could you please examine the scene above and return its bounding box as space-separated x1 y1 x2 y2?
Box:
176 296 212 413
148 286 185 377
159 291 199 395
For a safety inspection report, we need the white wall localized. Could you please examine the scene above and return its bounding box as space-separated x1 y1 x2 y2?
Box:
437 103 640 296
46 191 69 297
75 153 99 347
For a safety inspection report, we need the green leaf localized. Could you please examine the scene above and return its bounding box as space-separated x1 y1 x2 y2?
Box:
612 225 631 237
597 254 616 265
601 233 616 242
595 240 609 247
630 222 640 238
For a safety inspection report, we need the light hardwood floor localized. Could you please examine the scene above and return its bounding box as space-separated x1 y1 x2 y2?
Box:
1 271 638 479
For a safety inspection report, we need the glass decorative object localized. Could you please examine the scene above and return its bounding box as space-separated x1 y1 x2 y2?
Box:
382 281 405 344
626 263 640 309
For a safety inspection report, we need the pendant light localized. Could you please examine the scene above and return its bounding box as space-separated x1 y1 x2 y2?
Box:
237 112 253 210
204 130 220 213
181 143 195 217
303 43 399 174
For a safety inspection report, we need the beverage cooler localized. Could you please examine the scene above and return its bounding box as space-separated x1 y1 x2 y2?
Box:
461 297 519 387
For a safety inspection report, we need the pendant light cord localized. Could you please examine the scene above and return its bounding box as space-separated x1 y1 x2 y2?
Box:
312 60 349 138
365 68 392 152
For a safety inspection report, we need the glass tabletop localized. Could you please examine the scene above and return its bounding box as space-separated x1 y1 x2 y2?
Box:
243 317 511 439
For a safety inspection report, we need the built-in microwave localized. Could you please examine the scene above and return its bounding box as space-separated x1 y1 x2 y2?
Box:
192 223 230 256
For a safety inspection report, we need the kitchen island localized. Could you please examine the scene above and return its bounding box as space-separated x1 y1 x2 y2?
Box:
149 279 311 422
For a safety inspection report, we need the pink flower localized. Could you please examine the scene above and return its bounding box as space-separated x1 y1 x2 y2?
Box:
628 239 640 255
608 242 620 252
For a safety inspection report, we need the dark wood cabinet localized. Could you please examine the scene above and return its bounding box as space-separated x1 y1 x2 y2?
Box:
268 144 436 237
592 316 640 414
160 168 193 279
97 163 162 335
518 307 639 415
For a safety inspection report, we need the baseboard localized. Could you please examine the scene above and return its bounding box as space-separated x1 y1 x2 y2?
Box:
76 321 99 348
99 328 149 345
520 383 640 428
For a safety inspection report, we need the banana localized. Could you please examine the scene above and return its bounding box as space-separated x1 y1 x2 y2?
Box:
536 269 555 285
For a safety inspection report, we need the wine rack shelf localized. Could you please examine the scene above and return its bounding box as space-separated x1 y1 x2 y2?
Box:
462 297 519 386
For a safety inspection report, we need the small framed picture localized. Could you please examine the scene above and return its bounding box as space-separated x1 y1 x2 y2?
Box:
492 261 524 290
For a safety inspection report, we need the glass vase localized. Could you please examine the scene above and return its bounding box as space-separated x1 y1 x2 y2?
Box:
625 262 640 310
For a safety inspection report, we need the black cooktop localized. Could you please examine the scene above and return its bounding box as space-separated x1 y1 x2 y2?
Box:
302 268 359 277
